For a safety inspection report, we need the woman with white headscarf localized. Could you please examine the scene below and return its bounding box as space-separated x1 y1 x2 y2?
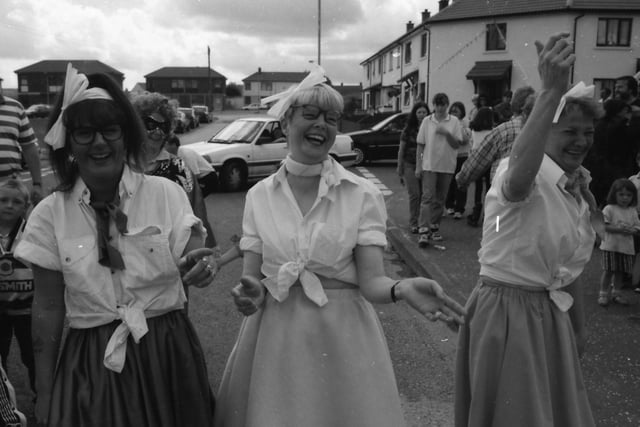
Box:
214 66 466 427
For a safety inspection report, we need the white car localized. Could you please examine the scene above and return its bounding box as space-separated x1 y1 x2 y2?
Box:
181 116 357 191
241 103 267 111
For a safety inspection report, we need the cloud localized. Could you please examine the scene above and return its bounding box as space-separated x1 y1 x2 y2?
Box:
0 0 439 90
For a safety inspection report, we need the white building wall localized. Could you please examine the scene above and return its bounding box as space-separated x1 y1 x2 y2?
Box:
425 13 640 114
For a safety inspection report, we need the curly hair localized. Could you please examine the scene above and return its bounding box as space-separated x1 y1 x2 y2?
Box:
130 92 177 130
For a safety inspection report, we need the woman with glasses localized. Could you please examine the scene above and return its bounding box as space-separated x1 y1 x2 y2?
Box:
214 67 466 427
131 93 216 249
14 65 216 427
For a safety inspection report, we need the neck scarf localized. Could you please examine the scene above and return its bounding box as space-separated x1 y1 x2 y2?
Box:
90 196 128 270
284 155 324 177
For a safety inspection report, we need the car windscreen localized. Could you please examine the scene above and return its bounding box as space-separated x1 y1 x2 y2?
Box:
209 120 264 144
371 114 401 131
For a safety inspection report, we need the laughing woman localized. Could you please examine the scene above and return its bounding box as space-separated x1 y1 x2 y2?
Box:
214 67 466 427
15 65 216 427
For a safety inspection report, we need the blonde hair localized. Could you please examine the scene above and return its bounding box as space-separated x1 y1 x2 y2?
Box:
561 97 604 121
283 83 343 121
0 179 30 205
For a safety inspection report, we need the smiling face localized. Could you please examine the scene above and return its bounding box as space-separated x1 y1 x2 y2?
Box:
416 107 429 123
545 106 595 173
281 84 343 164
0 187 28 224
66 100 126 185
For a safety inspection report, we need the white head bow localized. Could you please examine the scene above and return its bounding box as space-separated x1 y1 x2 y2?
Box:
263 64 328 119
44 63 113 150
552 81 594 123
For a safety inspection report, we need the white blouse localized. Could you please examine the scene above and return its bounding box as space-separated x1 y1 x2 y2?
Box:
240 158 388 306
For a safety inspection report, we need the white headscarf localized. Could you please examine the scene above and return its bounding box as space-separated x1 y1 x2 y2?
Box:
44 63 114 150
552 81 594 123
262 64 328 119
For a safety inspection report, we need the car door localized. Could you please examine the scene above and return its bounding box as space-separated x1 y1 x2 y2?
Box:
250 120 288 179
379 114 407 159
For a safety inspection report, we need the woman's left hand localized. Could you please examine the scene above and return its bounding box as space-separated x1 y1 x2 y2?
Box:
399 277 466 330
178 248 218 288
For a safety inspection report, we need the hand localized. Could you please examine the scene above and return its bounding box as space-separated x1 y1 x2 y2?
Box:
434 126 450 137
397 165 404 177
35 391 51 426
415 168 422 180
231 276 266 316
534 32 575 94
399 277 466 331
178 247 217 288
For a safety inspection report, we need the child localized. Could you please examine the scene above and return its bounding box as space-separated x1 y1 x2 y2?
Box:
598 178 640 306
0 180 35 394
628 152 640 292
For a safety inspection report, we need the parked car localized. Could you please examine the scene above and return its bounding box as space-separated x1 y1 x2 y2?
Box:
192 105 212 123
345 112 408 165
178 107 199 129
241 103 268 111
181 116 357 192
25 104 52 118
174 110 190 133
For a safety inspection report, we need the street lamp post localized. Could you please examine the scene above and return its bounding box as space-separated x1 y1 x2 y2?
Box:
317 0 321 65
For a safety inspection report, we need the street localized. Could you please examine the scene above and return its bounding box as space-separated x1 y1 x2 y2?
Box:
9 114 640 426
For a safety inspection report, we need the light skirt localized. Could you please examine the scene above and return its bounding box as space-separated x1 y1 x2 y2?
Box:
454 280 595 427
215 287 406 427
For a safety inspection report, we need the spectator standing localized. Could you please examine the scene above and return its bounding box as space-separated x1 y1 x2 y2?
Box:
445 101 471 219
493 90 513 124
0 180 35 394
597 178 639 307
455 34 603 427
466 107 494 227
455 86 536 187
397 101 430 233
166 134 218 197
0 93 43 204
416 93 463 247
131 93 217 249
15 64 217 427
215 68 465 427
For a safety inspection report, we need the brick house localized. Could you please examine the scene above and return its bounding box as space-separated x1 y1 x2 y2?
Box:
14 60 124 107
144 67 226 111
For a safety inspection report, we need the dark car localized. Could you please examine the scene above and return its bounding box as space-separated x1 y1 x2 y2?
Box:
345 112 408 165
25 104 52 118
192 105 211 123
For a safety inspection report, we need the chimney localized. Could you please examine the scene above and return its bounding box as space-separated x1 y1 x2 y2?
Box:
438 0 449 11
258 67 262 73
406 21 414 32
421 9 431 22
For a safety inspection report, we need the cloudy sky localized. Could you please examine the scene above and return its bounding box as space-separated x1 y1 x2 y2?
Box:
0 0 441 90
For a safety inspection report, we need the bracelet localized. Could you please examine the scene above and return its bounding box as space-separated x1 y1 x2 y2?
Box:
390 280 401 303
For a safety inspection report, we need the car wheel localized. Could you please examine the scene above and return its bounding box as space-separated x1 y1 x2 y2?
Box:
353 146 366 166
220 161 247 192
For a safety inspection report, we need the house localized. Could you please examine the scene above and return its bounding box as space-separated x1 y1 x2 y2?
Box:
14 60 124 107
334 83 363 115
144 67 226 111
242 69 309 106
362 0 640 113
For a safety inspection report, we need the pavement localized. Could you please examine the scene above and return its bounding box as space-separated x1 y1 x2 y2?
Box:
382 178 640 427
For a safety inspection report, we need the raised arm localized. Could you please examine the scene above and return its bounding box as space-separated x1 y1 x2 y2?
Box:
503 33 575 201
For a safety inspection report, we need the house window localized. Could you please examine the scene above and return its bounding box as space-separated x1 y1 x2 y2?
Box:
597 18 631 47
388 52 393 71
260 82 272 91
19 78 28 93
404 42 412 64
214 80 222 89
403 84 411 106
245 82 251 91
380 56 385 74
594 78 616 100
366 63 370 80
396 49 401 68
421 33 427 57
486 23 507 51
171 79 185 90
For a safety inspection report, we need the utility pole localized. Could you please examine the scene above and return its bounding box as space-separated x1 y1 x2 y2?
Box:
317 0 321 65
207 45 212 110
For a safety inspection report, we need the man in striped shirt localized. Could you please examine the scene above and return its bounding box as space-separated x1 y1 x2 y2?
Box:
0 95 42 204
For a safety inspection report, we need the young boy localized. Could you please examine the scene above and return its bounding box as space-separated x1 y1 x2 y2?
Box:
0 180 34 394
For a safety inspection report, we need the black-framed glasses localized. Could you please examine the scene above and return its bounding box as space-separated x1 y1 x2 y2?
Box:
144 116 170 135
69 124 123 145
291 104 341 126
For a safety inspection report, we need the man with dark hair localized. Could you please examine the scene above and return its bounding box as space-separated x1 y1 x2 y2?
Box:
493 90 513 124
614 75 640 108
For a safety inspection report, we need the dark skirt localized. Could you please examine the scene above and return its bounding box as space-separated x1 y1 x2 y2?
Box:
601 249 634 273
48 310 215 427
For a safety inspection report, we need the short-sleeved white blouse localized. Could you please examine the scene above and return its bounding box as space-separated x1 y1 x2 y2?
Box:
14 166 203 371
240 158 387 306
